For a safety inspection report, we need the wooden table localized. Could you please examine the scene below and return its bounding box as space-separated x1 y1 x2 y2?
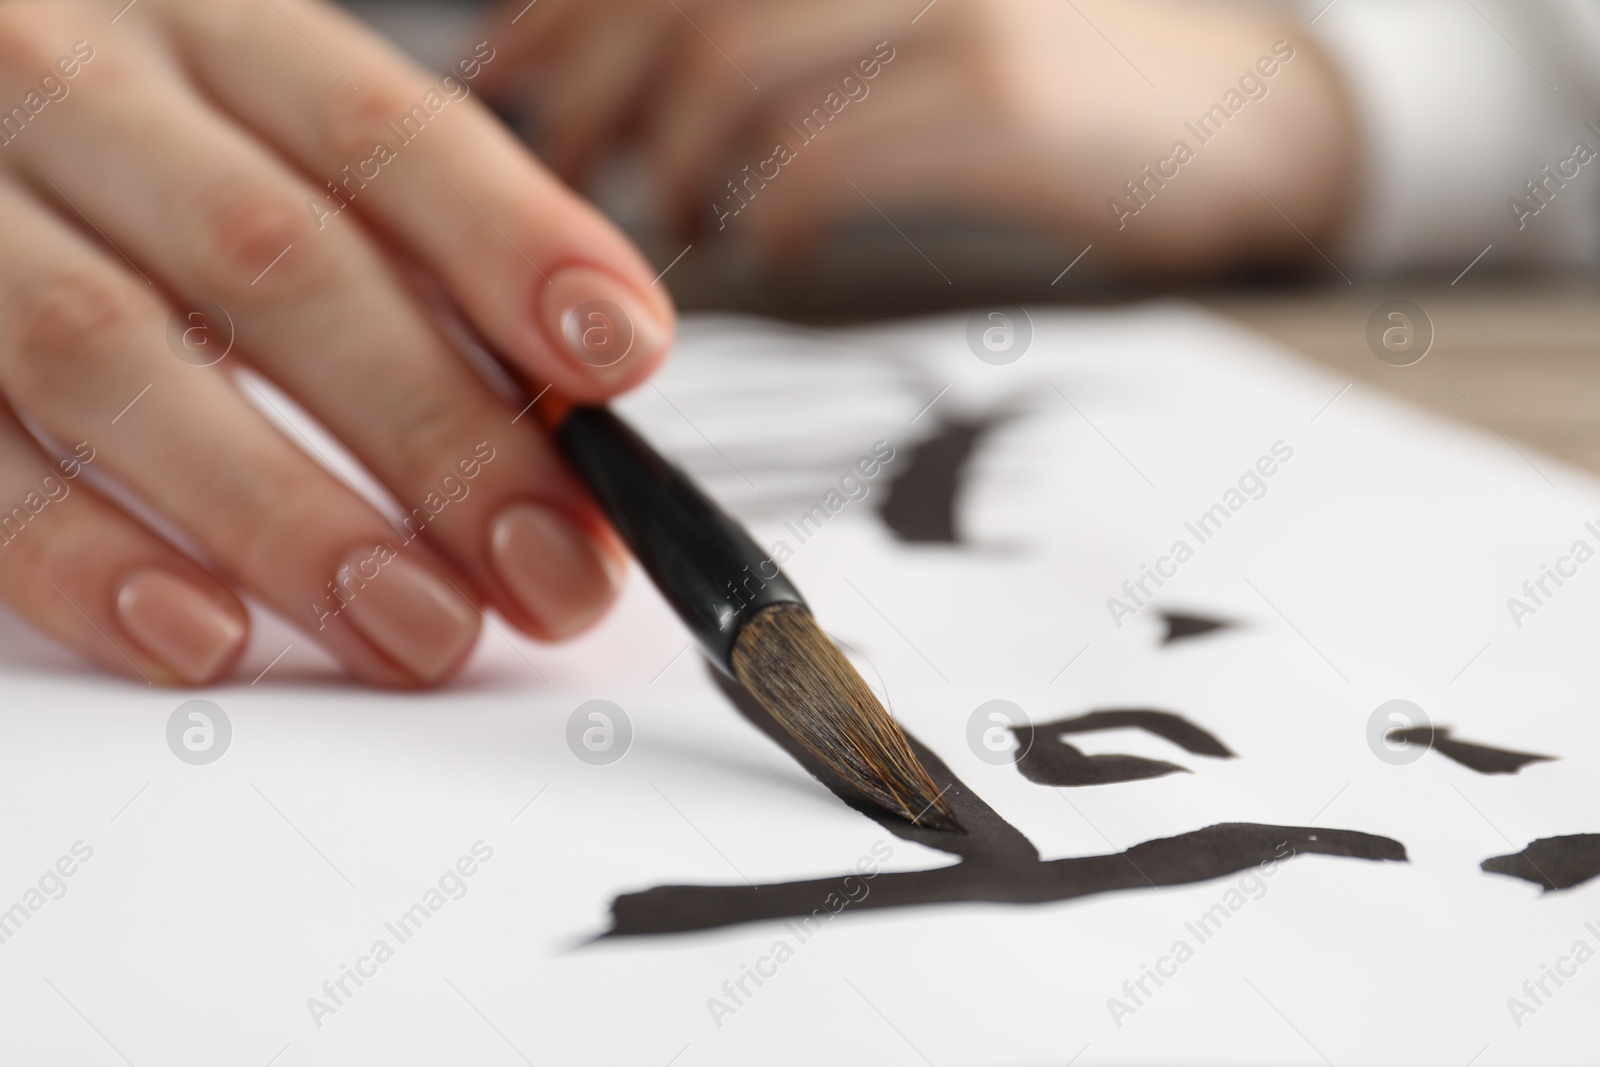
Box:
1206 273 1600 471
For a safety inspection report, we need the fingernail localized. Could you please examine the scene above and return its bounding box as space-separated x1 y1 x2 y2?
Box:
335 547 479 682
116 568 246 685
541 266 669 383
490 502 621 638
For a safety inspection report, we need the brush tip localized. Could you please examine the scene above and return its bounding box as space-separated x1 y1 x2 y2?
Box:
730 603 963 833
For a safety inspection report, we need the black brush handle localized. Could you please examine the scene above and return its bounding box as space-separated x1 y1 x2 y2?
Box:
554 405 805 672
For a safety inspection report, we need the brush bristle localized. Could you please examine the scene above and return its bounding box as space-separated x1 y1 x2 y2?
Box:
730 603 962 832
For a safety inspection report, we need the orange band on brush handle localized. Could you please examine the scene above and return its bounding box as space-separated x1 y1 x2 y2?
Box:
532 390 575 434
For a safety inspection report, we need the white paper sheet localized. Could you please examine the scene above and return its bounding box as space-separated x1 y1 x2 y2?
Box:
0 303 1594 1066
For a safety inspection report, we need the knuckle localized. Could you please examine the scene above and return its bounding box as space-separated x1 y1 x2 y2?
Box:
192 180 321 296
0 508 57 591
0 3 70 73
389 390 499 489
210 462 325 582
9 271 148 399
0 466 89 594
318 78 429 165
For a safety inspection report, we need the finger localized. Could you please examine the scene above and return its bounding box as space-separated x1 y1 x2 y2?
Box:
475 0 586 93
717 54 985 252
158 0 674 401
0 179 479 686
0 401 248 686
9 47 626 639
529 6 679 183
643 6 904 217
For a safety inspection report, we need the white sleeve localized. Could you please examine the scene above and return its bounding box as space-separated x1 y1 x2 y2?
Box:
1300 0 1600 273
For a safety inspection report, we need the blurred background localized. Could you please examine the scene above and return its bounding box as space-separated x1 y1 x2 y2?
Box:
344 0 1600 469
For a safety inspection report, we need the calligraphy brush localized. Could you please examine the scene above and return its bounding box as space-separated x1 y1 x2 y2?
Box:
537 397 961 833
412 274 959 831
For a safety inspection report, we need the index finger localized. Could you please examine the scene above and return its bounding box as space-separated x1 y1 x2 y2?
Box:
154 0 673 401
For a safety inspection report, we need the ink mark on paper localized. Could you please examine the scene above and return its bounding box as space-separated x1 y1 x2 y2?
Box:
1386 726 1554 775
879 417 1004 544
1160 611 1232 645
1013 709 1235 787
603 674 1405 936
1483 835 1600 892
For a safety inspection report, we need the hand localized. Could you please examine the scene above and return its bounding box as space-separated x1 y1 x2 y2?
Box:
482 0 1354 272
0 0 675 687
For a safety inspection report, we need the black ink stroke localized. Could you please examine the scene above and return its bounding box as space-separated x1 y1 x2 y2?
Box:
1386 727 1555 775
1013 709 1235 787
1482 835 1600 892
878 417 1006 544
602 675 1405 937
1160 612 1232 645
